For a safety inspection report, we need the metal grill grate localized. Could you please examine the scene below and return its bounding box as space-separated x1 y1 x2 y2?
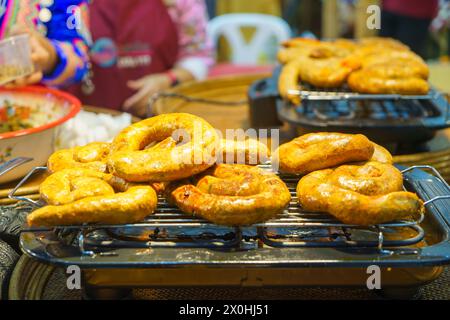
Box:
297 98 442 122
272 79 450 133
287 83 438 101
13 166 432 256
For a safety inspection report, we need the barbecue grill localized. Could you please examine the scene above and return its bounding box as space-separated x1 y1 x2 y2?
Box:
248 67 450 144
11 164 450 299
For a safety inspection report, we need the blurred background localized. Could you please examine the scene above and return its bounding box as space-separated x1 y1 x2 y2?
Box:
206 0 449 62
205 0 449 91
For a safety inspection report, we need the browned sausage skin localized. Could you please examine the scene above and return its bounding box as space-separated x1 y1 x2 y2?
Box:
275 132 375 175
167 164 291 226
108 113 218 182
296 162 423 226
47 142 111 173
27 168 157 227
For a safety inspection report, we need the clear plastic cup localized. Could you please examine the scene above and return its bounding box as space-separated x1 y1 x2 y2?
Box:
0 34 34 85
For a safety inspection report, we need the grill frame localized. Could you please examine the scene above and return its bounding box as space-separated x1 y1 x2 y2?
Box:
15 165 450 269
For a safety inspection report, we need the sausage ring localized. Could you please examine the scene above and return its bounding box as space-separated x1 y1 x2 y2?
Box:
27 168 157 227
278 57 354 105
167 164 291 226
275 133 375 174
108 113 218 182
218 138 270 165
278 39 357 105
47 142 111 173
326 161 403 196
347 65 429 95
371 143 393 164
296 162 423 225
346 46 429 95
278 59 303 105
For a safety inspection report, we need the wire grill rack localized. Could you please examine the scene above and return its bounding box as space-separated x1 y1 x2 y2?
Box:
284 85 449 123
286 81 441 101
12 164 450 258
298 97 444 122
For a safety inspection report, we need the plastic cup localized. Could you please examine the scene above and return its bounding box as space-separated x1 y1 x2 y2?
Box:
0 34 34 85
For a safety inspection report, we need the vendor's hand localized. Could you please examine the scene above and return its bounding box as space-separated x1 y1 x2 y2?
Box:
123 73 171 117
4 26 57 88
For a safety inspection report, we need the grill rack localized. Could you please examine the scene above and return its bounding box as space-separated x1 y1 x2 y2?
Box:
286 83 442 101
248 69 450 143
283 84 450 123
11 165 450 257
298 96 446 122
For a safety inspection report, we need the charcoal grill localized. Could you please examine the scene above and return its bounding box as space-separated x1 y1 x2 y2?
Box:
10 164 450 298
248 66 450 144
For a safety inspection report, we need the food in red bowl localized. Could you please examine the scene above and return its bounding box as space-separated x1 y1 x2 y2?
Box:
0 86 81 184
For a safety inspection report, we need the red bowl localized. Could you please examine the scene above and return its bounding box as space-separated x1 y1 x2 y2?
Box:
0 86 81 184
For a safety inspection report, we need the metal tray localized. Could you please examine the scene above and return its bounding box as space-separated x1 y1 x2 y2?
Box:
14 165 450 270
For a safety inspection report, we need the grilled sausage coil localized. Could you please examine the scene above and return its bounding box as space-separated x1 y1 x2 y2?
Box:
278 37 430 104
371 143 393 164
345 38 429 94
275 133 375 174
167 164 291 226
27 168 157 227
34 108 409 229
108 113 218 182
296 162 423 225
47 142 111 173
278 38 356 104
218 138 270 165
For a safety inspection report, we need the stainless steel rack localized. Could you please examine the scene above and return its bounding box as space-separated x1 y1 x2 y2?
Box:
274 88 450 144
12 164 450 259
285 86 449 122
287 84 442 101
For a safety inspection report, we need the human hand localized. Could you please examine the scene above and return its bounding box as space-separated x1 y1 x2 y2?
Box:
4 26 57 88
123 73 171 117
